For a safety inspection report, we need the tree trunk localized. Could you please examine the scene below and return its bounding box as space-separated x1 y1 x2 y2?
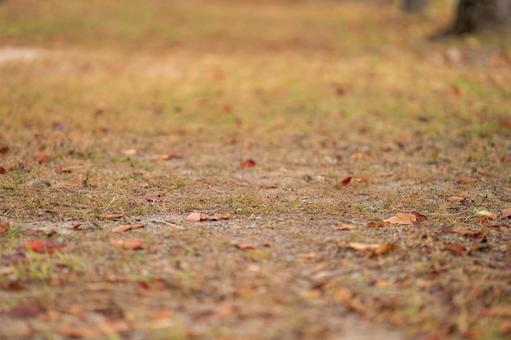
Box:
400 0 429 13
448 0 511 34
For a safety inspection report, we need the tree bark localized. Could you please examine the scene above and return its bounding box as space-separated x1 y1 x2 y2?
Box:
400 0 429 13
448 0 511 34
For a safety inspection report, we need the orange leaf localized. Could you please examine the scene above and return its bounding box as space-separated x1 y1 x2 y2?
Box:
444 243 466 256
367 221 385 228
347 242 396 255
186 212 207 222
26 240 64 254
34 152 50 164
383 213 417 225
450 226 482 238
234 242 257 250
338 223 356 231
151 153 182 161
501 208 511 219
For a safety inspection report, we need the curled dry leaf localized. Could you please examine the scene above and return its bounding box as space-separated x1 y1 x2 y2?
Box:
240 159 256 168
111 224 144 233
384 213 417 225
33 151 50 164
347 242 396 256
340 176 352 187
100 213 124 220
26 240 65 254
450 226 482 238
186 212 207 222
109 238 147 250
234 242 257 250
0 219 10 236
444 243 466 256
338 223 356 231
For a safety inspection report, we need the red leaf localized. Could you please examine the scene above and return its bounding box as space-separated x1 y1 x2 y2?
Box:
340 176 352 187
240 159 256 168
26 240 64 254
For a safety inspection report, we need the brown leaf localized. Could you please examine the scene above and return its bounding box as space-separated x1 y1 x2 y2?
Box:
478 307 511 318
109 238 147 250
234 242 257 250
367 221 385 228
458 176 478 184
448 196 466 202
409 211 428 222
500 208 511 219
53 166 73 174
340 176 352 187
111 224 144 233
338 223 356 231
450 226 482 238
55 326 99 338
34 151 50 163
26 240 64 254
100 213 124 220
347 242 396 256
299 252 317 259
240 159 256 168
444 243 466 256
151 153 182 161
475 210 496 219
0 166 6 174
383 213 417 225
0 219 10 236
186 212 207 222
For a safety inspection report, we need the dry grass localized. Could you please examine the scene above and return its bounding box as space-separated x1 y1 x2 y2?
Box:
1 0 511 338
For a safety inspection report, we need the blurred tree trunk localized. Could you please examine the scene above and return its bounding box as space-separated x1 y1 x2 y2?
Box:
448 0 511 34
400 0 429 13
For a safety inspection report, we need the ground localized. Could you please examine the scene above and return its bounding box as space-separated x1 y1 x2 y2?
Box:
0 0 511 338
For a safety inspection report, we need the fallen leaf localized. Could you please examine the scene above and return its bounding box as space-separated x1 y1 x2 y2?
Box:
109 238 146 250
500 208 511 219
0 220 10 236
34 151 50 163
111 224 144 233
383 213 418 225
347 242 396 256
100 213 124 220
338 223 356 231
478 307 511 318
151 153 182 161
0 166 6 174
234 242 257 250
340 176 352 187
450 226 482 238
186 212 207 222
475 210 495 219
26 240 64 254
366 221 385 228
444 243 466 256
71 223 82 230
458 176 478 184
448 196 466 202
0 145 9 154
409 211 428 222
53 166 74 175
240 159 256 168
299 252 317 259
